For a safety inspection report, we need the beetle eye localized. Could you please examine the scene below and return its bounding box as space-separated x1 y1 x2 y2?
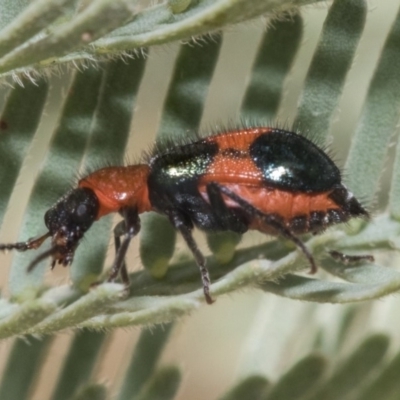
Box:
76 204 88 217
44 187 99 234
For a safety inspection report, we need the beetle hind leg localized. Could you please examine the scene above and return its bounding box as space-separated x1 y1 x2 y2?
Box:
206 183 248 233
209 183 318 273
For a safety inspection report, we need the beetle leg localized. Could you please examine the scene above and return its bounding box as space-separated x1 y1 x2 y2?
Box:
168 211 214 304
108 207 140 285
206 183 248 233
211 183 318 273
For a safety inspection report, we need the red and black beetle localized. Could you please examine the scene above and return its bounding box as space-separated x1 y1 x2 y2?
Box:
0 127 370 303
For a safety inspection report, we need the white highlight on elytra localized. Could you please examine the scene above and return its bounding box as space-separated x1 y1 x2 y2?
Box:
269 166 287 181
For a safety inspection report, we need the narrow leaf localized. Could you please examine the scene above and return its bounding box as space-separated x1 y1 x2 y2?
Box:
0 0 326 79
0 80 48 226
334 306 360 351
24 283 124 335
168 0 196 14
0 336 52 400
0 0 30 30
92 0 323 55
70 384 107 400
261 269 400 304
78 297 199 330
0 0 77 57
265 354 327 400
117 323 174 400
334 214 400 250
134 366 181 400
139 214 176 278
219 376 270 400
0 299 56 338
206 231 242 264
294 0 366 142
0 0 139 74
354 349 400 400
306 334 389 400
242 14 303 120
345 7 400 205
51 330 106 400
158 36 222 135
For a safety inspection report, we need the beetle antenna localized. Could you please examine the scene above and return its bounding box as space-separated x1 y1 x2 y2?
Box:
27 246 59 272
0 232 51 253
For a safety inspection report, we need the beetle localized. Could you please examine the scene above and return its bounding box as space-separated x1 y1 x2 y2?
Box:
0 127 370 303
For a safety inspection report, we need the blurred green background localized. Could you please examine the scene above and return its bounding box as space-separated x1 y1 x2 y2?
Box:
0 1 399 399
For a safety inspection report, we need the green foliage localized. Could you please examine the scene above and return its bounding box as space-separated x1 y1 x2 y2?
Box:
0 336 52 400
118 324 174 400
51 330 105 400
0 0 325 81
0 0 399 399
218 375 270 400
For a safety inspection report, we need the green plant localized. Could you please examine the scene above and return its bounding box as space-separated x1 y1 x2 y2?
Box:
0 0 399 399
